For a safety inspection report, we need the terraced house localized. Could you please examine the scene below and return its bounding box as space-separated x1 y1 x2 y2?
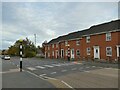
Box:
44 20 120 61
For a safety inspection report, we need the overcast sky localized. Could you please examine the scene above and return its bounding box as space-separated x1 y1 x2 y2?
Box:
1 1 118 50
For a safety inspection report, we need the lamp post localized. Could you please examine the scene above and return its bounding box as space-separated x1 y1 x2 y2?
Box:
67 44 70 61
19 39 23 72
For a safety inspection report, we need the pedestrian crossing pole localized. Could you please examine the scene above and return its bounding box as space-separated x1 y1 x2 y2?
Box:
19 39 23 72
67 44 70 61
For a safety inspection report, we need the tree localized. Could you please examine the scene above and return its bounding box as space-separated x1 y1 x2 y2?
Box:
8 38 36 57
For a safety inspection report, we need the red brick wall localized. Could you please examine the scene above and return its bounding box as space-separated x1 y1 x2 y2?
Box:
45 31 119 61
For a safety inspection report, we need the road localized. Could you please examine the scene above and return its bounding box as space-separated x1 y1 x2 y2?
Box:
2 57 119 89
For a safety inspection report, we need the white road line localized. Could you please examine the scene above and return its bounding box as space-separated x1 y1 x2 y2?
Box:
84 71 90 73
71 68 77 70
86 67 90 68
99 67 103 68
27 67 37 71
61 80 73 89
76 63 82 64
92 66 96 67
61 70 67 72
44 65 54 68
39 74 46 76
36 66 45 69
51 72 56 74
52 64 61 67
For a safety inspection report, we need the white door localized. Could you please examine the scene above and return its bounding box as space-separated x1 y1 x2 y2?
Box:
117 45 120 57
61 49 64 58
71 49 74 59
94 46 100 59
56 50 58 58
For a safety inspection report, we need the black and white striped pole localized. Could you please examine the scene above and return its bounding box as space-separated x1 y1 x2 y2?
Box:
19 39 23 72
67 44 70 61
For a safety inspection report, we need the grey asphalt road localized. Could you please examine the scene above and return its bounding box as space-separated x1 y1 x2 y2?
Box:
2 57 119 89
2 59 55 88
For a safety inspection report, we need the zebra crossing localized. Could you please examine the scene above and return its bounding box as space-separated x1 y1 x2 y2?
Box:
26 62 82 71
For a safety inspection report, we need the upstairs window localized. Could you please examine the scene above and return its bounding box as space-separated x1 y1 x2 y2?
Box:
106 47 112 56
106 32 111 41
56 43 58 48
65 41 68 46
87 47 91 55
86 36 90 43
76 40 80 45
52 44 54 48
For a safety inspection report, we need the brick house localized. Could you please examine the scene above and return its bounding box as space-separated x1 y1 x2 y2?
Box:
44 20 120 61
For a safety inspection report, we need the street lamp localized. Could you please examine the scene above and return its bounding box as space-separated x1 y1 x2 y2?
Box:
67 44 70 61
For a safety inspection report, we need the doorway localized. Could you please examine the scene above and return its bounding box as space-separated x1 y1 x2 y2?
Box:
93 46 100 59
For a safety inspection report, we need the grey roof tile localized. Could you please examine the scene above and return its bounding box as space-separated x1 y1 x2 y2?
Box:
48 19 120 44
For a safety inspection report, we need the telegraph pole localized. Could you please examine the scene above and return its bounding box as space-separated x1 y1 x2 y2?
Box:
34 34 36 47
34 34 37 55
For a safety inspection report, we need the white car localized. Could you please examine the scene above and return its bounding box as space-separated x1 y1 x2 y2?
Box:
4 55 10 60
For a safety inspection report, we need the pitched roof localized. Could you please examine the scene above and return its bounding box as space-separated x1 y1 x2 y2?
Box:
48 19 120 44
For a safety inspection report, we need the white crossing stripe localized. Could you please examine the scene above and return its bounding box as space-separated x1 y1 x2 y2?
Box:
61 70 67 72
71 68 77 70
92 66 96 67
84 71 90 73
39 74 46 76
27 67 37 71
86 67 90 68
52 64 61 66
44 65 54 68
36 66 45 69
51 72 56 74
76 63 82 64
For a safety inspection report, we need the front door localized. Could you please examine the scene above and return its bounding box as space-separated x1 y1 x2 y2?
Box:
71 49 74 59
56 50 58 59
61 49 64 58
117 45 120 57
94 46 100 59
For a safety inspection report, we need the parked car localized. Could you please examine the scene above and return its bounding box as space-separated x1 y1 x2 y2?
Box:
4 55 10 60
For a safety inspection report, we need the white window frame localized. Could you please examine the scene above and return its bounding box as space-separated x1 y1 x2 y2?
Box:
61 49 64 58
52 44 54 48
86 36 90 43
106 32 111 41
56 43 58 48
87 47 91 55
76 49 80 56
76 40 80 45
65 41 68 46
106 47 112 56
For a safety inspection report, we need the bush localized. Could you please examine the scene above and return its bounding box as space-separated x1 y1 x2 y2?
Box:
25 51 36 58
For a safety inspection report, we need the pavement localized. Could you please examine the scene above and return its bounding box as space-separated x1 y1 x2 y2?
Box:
1 57 119 89
2 59 55 88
